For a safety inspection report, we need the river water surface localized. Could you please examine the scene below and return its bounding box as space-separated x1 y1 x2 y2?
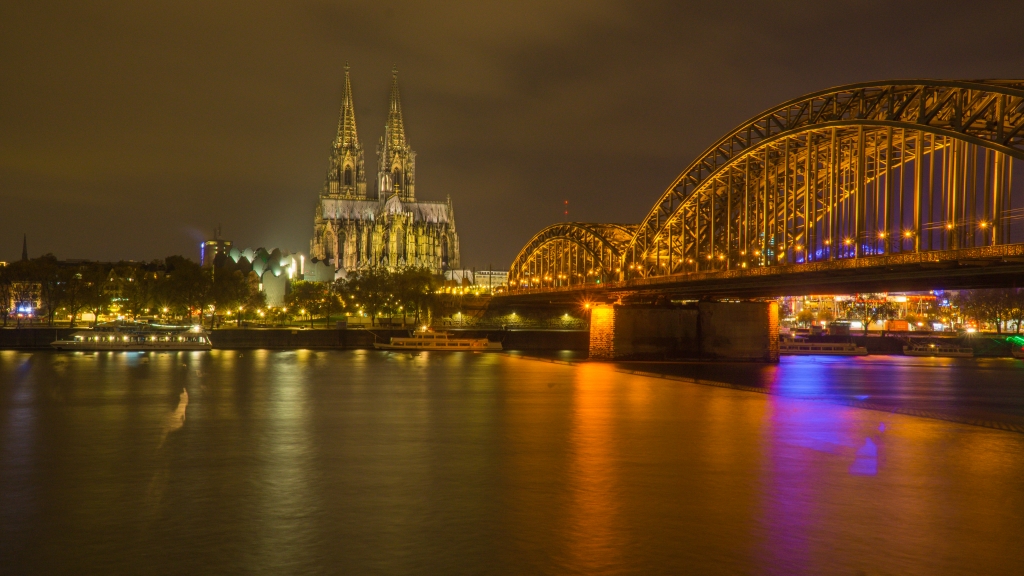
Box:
2 350 1023 575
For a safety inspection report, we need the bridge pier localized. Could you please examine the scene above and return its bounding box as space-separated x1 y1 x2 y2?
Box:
589 301 778 362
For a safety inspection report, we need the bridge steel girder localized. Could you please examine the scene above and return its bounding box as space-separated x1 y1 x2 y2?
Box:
509 223 635 290
628 80 1024 278
496 243 1024 305
506 79 1024 297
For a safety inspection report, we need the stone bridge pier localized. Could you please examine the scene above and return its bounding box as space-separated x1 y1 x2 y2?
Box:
589 301 779 362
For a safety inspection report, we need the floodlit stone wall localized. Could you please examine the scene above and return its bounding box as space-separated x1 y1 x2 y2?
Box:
588 302 778 362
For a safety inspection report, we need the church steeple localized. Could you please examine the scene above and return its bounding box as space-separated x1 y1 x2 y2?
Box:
335 63 359 150
323 63 366 198
21 233 28 261
384 67 407 150
378 66 416 201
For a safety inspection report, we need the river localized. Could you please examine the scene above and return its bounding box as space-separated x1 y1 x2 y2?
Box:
2 350 1023 574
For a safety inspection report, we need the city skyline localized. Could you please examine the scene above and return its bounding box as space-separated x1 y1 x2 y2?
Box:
3 1 1023 267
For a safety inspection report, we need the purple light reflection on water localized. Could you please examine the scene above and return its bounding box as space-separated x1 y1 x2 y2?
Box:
757 390 889 570
2 351 1023 574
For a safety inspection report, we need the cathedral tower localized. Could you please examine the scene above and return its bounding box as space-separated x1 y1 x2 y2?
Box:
324 64 366 198
311 65 458 274
377 67 416 201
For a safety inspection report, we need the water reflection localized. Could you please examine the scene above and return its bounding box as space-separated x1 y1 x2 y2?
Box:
566 364 621 573
1 351 1022 574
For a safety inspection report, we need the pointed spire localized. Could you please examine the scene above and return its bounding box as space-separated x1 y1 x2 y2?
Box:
384 66 407 150
21 233 28 261
334 63 359 149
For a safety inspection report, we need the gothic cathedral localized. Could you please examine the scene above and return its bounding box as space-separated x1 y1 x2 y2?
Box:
309 66 460 275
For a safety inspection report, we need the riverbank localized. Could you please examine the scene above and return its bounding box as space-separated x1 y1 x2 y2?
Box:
0 327 1016 356
0 327 590 351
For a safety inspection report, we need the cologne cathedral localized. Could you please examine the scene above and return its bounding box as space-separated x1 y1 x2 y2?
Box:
309 66 459 276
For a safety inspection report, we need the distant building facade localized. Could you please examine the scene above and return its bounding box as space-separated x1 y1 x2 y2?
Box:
443 269 508 291
474 270 508 289
213 246 302 306
309 66 459 275
201 226 233 267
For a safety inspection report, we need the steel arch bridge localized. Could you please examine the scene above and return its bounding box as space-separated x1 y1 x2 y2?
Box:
508 79 1024 297
509 223 636 288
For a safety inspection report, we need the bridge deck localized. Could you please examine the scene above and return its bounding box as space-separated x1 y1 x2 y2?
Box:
501 244 1024 303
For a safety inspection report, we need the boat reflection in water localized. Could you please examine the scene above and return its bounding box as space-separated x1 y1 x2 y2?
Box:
51 324 212 351
373 329 502 351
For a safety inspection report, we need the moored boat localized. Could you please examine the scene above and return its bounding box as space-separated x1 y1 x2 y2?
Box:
779 340 868 356
374 330 502 351
1011 345 1024 359
51 325 212 351
902 343 974 358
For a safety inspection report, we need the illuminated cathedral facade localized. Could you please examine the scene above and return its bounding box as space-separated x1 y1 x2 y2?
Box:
309 66 459 275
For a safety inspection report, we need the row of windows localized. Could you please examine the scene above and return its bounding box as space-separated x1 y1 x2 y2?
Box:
392 341 476 347
76 335 208 343
783 345 850 351
322 231 450 263
338 167 411 188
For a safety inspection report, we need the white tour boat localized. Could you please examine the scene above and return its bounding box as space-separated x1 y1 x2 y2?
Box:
902 343 974 358
1012 346 1024 359
779 340 868 356
374 330 502 351
51 325 212 351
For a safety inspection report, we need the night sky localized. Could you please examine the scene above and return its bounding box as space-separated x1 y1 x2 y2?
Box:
3 1 1023 268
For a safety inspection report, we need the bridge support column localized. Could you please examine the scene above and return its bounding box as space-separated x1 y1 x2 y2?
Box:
589 301 778 362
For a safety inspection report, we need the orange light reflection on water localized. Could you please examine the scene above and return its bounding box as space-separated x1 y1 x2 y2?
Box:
565 363 622 573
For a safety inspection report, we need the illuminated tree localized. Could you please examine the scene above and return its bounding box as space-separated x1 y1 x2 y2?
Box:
164 256 212 324
338 267 391 326
1007 289 1024 334
816 308 835 324
31 255 62 326
0 266 11 327
81 263 112 328
286 280 327 329
210 269 251 329
393 267 437 324
120 266 159 322
58 266 89 327
796 308 815 327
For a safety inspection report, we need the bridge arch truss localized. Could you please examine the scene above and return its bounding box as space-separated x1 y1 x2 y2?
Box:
628 80 1024 276
508 223 636 290
507 80 1024 293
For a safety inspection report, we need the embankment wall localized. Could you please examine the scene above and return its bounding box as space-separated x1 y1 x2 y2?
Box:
0 328 588 351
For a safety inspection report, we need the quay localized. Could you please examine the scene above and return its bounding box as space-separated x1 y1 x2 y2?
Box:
0 327 589 352
1 327 1019 357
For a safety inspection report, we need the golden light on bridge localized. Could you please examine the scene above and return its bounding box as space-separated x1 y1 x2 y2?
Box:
506 80 1024 291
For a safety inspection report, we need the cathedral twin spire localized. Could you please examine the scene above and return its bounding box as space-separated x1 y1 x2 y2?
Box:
324 64 366 198
335 64 359 151
323 65 414 201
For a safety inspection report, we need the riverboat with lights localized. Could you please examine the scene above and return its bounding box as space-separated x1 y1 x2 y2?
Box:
902 343 974 358
51 325 212 351
1011 345 1024 359
779 340 868 356
374 330 502 351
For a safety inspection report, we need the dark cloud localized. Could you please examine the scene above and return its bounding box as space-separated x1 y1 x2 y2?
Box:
2 0 1023 266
